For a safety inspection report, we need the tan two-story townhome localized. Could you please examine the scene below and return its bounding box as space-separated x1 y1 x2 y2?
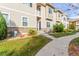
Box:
0 3 68 36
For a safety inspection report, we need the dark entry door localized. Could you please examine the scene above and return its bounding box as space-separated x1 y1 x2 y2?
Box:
38 21 41 30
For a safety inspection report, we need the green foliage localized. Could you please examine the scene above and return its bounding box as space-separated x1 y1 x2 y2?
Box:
76 29 79 32
70 37 79 46
53 23 64 32
28 28 37 35
0 12 7 40
0 35 51 56
49 32 76 38
64 29 74 32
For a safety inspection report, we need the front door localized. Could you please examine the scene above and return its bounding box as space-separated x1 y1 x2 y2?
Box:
38 21 41 30
37 19 41 30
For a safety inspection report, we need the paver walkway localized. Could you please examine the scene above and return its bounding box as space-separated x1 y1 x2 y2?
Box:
36 32 79 56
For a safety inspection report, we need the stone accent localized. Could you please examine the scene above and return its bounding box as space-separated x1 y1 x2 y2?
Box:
7 27 37 37
7 27 50 37
8 27 37 34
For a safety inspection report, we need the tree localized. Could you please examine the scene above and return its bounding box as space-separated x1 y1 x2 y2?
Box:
53 23 64 32
0 12 7 40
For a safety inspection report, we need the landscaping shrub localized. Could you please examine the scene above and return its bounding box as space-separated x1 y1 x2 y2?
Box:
0 12 7 40
28 28 37 35
49 31 76 38
64 29 75 32
76 29 79 32
53 23 64 32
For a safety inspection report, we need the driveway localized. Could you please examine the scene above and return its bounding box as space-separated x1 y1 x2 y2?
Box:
36 32 79 56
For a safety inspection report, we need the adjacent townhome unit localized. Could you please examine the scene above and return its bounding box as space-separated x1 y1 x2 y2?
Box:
54 9 68 29
0 3 68 37
69 19 79 30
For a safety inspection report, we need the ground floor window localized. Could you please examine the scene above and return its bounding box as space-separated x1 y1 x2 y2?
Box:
47 22 50 27
22 17 28 26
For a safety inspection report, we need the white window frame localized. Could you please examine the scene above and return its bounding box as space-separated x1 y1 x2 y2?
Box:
1 11 10 27
21 16 28 27
23 3 32 7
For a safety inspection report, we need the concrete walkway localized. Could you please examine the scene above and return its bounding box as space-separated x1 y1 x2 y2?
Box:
36 32 79 56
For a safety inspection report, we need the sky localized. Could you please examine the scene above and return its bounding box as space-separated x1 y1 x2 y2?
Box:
53 3 79 19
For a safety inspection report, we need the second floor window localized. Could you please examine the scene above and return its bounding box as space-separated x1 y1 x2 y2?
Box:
30 3 32 7
22 17 28 26
25 3 32 7
48 8 52 14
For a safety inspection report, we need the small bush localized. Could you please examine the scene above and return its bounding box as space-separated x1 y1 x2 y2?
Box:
76 29 79 32
64 29 74 32
49 31 76 38
28 28 37 35
53 23 64 32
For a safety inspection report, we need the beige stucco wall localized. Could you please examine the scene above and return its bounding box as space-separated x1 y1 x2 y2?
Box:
0 3 36 15
0 3 37 28
40 5 46 29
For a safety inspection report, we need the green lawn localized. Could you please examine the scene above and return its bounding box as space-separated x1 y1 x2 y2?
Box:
0 35 52 56
49 32 76 38
70 37 79 46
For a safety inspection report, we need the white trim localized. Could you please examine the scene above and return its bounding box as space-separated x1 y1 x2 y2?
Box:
1 11 11 27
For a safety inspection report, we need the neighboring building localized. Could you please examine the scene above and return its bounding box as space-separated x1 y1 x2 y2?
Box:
0 3 68 36
69 19 79 30
76 20 79 30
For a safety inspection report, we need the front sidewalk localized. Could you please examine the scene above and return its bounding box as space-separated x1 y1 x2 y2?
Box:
36 32 79 56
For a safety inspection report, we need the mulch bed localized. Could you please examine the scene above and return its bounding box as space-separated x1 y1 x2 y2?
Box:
68 43 79 56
